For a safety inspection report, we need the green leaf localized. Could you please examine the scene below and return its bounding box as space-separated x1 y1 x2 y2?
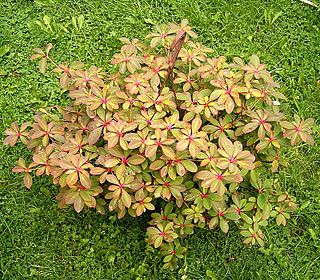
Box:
241 213 253 224
206 270 217 280
219 219 229 233
164 202 173 216
181 160 198 172
163 255 173 263
203 198 212 210
182 209 194 215
257 194 267 209
240 230 251 237
276 214 286 226
250 170 258 186
224 212 239 221
154 236 163 248
80 190 92 202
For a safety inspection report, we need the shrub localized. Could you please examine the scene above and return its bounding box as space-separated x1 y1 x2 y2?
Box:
4 20 314 269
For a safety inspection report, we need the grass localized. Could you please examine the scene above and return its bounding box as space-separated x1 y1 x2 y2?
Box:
0 0 319 279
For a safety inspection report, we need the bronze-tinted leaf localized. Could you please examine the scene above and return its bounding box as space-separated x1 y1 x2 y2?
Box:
39 57 47 74
121 190 132 208
74 196 85 213
23 173 33 189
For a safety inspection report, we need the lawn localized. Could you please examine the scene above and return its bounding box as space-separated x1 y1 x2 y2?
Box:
0 0 319 279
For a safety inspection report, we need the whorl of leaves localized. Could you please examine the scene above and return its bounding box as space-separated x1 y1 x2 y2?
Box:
4 20 314 269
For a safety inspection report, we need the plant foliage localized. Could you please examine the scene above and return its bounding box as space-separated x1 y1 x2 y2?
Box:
4 20 315 269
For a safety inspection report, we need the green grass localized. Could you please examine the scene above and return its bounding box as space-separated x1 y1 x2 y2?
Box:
0 0 319 279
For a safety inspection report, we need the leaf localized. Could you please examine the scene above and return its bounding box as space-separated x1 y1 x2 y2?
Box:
104 158 119 168
145 145 157 158
240 213 253 224
206 270 217 280
79 173 91 189
257 194 267 209
280 121 295 130
240 230 251 237
164 202 173 216
243 122 259 134
181 160 198 172
250 54 260 68
74 196 84 213
84 196 96 208
163 254 173 263
192 117 202 132
96 198 106 215
154 236 163 248
224 212 240 221
189 142 198 158
162 146 176 158
23 173 33 189
128 154 145 165
203 198 212 210
31 53 44 60
66 172 78 186
271 91 287 100
225 98 234 114
250 170 259 188
88 127 103 145
219 219 229 233
182 208 194 215
45 43 53 55
176 139 189 151
195 170 212 180
150 160 165 170
65 191 79 204
121 190 132 208
276 214 286 226
115 164 125 179
39 57 47 74
209 217 218 229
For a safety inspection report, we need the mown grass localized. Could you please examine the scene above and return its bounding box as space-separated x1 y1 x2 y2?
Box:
0 0 319 279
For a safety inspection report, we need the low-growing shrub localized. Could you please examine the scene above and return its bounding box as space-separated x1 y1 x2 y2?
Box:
4 20 314 269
